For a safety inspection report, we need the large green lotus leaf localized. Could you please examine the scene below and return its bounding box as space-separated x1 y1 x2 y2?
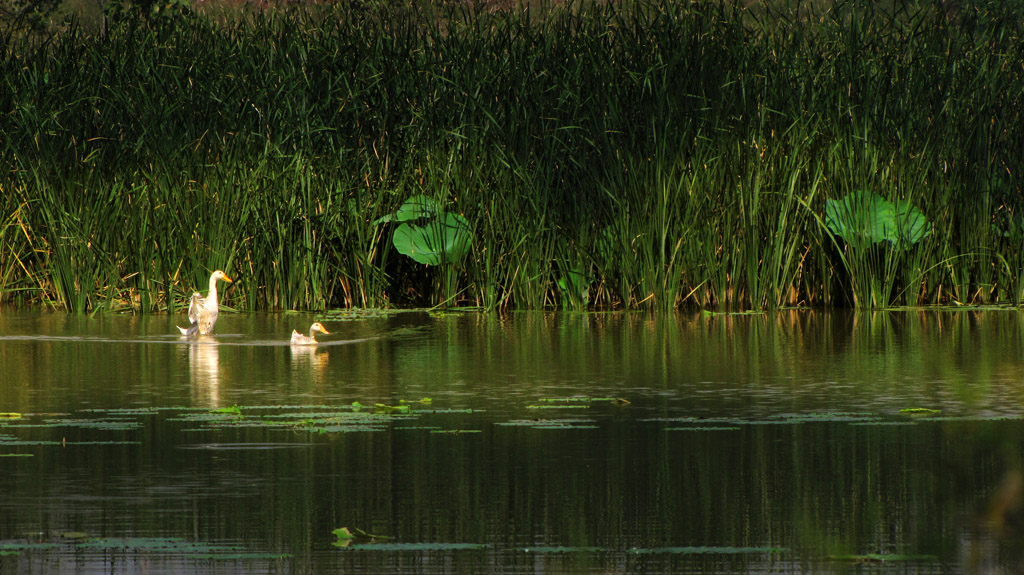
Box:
825 190 929 250
887 198 930 247
394 195 442 222
392 212 473 265
373 195 442 225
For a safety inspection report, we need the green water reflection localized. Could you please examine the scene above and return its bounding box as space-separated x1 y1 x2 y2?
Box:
1 310 1024 573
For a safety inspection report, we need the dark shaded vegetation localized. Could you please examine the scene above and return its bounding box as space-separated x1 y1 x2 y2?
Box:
1 0 1022 311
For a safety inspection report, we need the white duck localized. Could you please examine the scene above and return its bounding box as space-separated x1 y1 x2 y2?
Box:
177 270 233 336
291 322 331 345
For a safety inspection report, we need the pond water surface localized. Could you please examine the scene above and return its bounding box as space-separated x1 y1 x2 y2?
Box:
2 309 1024 574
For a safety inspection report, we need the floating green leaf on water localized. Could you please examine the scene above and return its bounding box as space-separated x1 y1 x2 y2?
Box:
0 436 140 446
536 397 625 404
497 419 598 430
81 408 159 415
430 429 482 434
0 542 63 552
1 536 286 560
194 548 292 556
171 406 414 435
399 398 433 405
332 527 393 542
850 421 919 426
341 542 487 551
0 453 33 457
374 404 411 413
522 545 785 554
649 413 880 426
523 546 606 553
212 405 242 416
827 553 939 562
528 396 630 409
0 413 22 420
629 546 788 555
666 426 742 432
332 528 356 540
75 537 234 551
899 407 941 416
322 308 396 320
9 418 143 431
916 414 1023 422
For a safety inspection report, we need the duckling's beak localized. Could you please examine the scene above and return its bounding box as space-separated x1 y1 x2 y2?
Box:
320 326 331 335
223 274 233 283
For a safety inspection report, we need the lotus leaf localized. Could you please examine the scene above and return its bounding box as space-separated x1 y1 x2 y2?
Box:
825 190 929 250
373 195 441 225
392 211 473 266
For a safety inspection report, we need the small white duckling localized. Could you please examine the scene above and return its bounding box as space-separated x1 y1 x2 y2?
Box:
291 322 331 345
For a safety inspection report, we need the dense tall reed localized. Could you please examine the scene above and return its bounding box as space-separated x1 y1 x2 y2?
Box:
1 0 1022 311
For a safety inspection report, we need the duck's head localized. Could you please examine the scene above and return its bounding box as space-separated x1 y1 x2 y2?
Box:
212 270 233 283
310 322 330 335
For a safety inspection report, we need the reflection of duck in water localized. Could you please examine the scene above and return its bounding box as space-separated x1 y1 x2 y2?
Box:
177 270 233 335
291 322 330 345
185 336 220 406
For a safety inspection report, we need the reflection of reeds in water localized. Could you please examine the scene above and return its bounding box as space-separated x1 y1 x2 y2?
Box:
188 337 220 406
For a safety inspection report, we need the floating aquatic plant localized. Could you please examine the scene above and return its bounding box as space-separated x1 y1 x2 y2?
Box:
827 553 938 562
899 407 942 416
321 308 396 320
398 398 433 405
332 527 393 542
666 426 742 432
627 546 788 555
535 397 628 404
168 405 418 435
0 536 290 560
496 419 599 430
520 545 785 554
338 542 487 551
528 397 630 409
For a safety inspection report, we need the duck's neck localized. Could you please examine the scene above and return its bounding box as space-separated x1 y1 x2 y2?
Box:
207 275 220 303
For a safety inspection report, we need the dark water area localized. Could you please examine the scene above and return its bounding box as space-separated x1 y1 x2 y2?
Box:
2 309 1024 574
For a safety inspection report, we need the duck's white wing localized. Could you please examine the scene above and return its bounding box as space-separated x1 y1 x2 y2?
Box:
187 292 204 325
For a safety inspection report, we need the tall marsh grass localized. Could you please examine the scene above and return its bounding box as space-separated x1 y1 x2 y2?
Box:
1 0 1022 311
